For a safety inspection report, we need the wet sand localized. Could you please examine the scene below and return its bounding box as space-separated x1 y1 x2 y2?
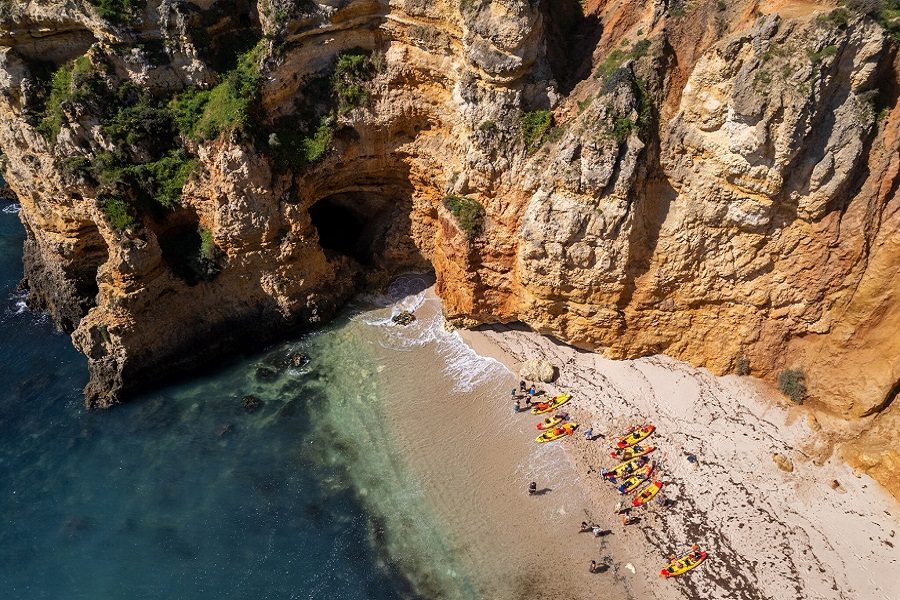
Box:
369 290 626 599
458 322 900 600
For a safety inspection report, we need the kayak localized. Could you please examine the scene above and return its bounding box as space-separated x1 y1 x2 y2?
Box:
660 550 708 578
616 425 656 448
617 463 654 494
535 422 578 443
602 455 650 480
610 444 655 461
531 394 571 415
536 416 563 430
632 479 664 507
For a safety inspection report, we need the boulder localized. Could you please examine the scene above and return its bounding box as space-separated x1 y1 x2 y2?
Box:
520 359 557 383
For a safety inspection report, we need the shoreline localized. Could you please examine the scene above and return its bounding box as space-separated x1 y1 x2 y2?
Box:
458 323 900 600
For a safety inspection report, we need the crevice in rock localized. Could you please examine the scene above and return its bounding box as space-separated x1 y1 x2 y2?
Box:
540 0 603 95
153 210 215 287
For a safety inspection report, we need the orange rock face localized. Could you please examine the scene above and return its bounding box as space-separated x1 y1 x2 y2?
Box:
0 1 896 495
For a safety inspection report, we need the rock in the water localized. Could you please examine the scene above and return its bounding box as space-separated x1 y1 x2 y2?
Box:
520 359 557 383
288 352 310 368
773 453 794 472
392 311 416 326
242 395 263 413
255 365 279 381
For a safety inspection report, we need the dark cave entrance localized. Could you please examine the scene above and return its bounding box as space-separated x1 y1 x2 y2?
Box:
309 192 419 268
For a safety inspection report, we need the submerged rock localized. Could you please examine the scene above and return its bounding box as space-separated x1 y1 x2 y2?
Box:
242 395 263 413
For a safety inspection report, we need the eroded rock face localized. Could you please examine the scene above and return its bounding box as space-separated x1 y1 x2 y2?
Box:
0 1 897 494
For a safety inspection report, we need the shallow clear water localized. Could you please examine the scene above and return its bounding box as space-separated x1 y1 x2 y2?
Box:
0 203 471 599
0 201 600 600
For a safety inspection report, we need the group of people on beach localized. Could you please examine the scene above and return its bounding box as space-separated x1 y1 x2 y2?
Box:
511 380 538 412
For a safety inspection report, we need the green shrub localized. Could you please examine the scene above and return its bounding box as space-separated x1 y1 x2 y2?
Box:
199 227 216 261
88 0 143 24
36 64 73 141
817 8 850 27
332 50 375 114
59 155 92 179
103 86 174 147
630 39 651 59
778 369 807 404
168 88 212 138
443 194 485 239
520 109 552 152
611 117 635 142
99 195 136 232
302 117 333 163
135 150 196 209
807 45 839 66
734 355 750 376
190 41 265 140
269 114 333 168
596 49 628 80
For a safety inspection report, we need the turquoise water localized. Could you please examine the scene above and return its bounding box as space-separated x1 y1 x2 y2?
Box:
0 202 473 599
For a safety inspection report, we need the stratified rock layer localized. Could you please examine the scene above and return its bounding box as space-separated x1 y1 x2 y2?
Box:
0 1 897 495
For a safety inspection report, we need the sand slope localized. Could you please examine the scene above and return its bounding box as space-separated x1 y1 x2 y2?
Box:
464 326 899 600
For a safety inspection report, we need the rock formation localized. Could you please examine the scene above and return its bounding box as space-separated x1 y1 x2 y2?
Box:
0 1 897 495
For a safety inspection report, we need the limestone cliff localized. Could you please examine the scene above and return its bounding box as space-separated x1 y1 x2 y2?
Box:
0 0 897 495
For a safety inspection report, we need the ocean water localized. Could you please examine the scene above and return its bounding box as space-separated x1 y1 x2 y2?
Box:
0 202 480 599
0 200 600 600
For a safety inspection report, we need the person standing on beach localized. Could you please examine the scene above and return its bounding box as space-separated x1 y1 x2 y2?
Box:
519 380 527 393
528 481 537 495
584 427 593 440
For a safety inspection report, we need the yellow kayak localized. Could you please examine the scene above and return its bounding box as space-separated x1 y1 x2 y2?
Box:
617 463 654 494
610 444 655 461
616 424 656 448
535 422 578 443
660 550 708 577
536 416 563 430
602 455 649 480
632 479 664 507
530 393 571 414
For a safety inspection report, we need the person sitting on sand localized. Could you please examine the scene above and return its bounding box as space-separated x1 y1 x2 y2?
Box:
528 481 537 495
589 560 598 573
519 380 527 393
529 385 537 396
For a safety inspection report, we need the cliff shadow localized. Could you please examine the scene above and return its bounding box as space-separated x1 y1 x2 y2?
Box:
541 0 604 96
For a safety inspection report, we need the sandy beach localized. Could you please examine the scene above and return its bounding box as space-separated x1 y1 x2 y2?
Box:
459 323 900 600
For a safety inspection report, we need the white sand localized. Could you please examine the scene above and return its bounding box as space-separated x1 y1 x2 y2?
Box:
459 324 900 600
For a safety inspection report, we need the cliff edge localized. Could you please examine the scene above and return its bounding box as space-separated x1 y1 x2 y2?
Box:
0 0 897 496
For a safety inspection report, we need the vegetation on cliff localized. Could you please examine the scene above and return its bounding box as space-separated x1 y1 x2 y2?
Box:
443 195 485 239
87 0 144 24
170 41 266 140
520 110 553 152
